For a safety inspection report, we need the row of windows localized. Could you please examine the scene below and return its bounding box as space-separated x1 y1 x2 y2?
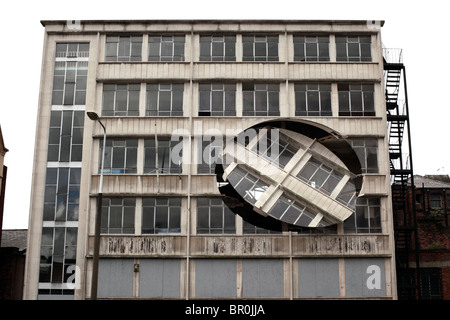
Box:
38 43 89 294
416 192 450 209
38 194 381 284
51 45 376 117
98 196 381 235
98 35 372 62
92 137 378 176
97 82 375 117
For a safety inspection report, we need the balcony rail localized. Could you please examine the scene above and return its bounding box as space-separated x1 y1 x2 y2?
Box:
383 48 403 64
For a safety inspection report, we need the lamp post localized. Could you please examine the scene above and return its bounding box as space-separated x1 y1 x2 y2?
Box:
86 111 106 300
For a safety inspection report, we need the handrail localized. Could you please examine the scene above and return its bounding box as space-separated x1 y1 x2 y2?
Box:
383 48 403 64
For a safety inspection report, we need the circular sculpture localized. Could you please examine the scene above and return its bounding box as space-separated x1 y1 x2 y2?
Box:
215 120 362 231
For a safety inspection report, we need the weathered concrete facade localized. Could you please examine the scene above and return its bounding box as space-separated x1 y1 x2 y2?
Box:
24 20 396 300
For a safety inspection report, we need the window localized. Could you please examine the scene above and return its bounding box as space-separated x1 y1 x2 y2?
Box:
269 195 323 227
344 198 381 233
350 139 378 173
146 84 184 116
295 84 332 116
226 167 269 205
56 43 89 58
52 61 88 105
100 139 138 174
243 83 280 116
39 227 77 287
250 130 297 168
293 36 329 61
336 180 357 208
430 194 442 208
197 198 236 234
197 138 223 174
102 84 140 116
200 35 236 61
43 168 81 222
142 198 181 234
47 110 84 162
144 138 182 174
199 84 236 116
419 268 443 300
101 198 135 234
338 84 375 116
105 35 142 62
148 35 185 62
336 36 372 62
242 35 278 61
297 157 343 196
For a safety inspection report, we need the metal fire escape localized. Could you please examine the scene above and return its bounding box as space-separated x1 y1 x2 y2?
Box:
383 48 420 299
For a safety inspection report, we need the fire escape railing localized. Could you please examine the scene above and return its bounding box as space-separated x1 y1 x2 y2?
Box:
383 48 421 300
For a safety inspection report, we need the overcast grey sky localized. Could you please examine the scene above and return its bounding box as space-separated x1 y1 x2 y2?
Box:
0 0 449 229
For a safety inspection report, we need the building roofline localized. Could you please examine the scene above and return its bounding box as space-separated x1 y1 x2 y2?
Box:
411 174 450 188
40 19 385 27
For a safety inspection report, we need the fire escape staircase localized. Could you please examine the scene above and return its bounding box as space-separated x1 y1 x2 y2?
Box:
383 50 420 299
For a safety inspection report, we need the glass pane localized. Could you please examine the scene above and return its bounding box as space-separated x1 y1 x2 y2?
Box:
105 42 117 58
169 207 181 231
270 199 289 219
63 83 75 105
308 91 319 112
109 206 122 228
112 146 125 170
118 37 131 57
155 206 168 229
351 91 363 113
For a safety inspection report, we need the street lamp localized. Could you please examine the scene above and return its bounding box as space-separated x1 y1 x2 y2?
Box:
86 111 106 300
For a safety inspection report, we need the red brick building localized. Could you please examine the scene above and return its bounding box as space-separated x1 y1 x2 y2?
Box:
400 175 450 299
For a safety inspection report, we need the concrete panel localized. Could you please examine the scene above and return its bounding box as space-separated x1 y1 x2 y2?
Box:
345 258 386 297
98 259 133 298
242 259 283 298
298 259 340 298
195 259 236 298
139 259 180 298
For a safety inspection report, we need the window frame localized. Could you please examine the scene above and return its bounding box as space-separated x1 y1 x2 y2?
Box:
297 157 344 196
43 167 81 222
344 198 382 234
101 197 136 234
47 110 85 162
199 35 236 61
146 83 184 117
293 35 330 62
197 138 224 174
226 166 269 205
100 138 138 174
242 83 280 116
338 83 375 116
242 35 279 62
294 83 332 116
198 83 236 116
144 137 182 174
105 35 142 62
52 61 89 106
336 35 372 62
102 83 140 117
142 197 182 234
196 197 236 234
39 227 78 287
148 35 185 62
349 139 379 174
430 194 442 208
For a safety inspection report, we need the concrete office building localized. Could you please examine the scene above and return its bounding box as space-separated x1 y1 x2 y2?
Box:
24 20 397 300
